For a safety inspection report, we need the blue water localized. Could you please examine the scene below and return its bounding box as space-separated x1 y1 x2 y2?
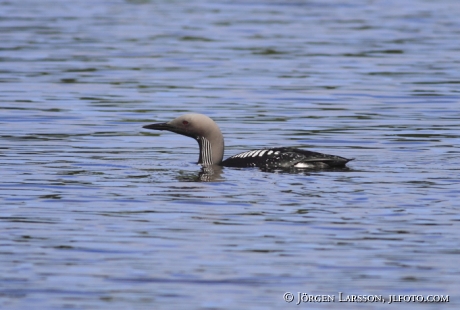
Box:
1 0 460 309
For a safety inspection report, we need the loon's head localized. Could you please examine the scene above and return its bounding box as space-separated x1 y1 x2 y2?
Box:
143 113 224 166
143 113 217 139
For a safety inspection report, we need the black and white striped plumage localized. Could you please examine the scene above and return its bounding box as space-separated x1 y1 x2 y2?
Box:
222 147 351 169
143 113 353 170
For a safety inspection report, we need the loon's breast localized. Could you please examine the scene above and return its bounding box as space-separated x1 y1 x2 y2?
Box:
221 147 352 169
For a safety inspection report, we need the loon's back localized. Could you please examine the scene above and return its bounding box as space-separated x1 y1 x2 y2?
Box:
222 147 352 169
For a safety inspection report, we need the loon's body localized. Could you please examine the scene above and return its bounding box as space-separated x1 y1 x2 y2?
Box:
143 113 353 170
222 147 350 169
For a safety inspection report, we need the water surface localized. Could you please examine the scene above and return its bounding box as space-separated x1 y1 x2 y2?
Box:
1 0 460 309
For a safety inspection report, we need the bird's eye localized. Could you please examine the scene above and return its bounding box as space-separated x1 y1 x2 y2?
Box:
182 120 189 125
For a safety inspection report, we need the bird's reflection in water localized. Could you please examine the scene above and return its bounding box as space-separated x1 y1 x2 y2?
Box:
176 166 224 182
175 164 353 182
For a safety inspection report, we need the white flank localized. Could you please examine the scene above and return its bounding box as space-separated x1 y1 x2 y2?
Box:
294 162 312 168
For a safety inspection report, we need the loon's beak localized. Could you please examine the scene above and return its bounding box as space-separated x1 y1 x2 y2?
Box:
143 122 193 138
143 122 173 131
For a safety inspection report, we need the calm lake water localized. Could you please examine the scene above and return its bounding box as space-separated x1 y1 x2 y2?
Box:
1 0 460 309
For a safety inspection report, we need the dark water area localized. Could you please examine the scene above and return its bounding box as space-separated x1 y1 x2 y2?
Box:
1 0 460 309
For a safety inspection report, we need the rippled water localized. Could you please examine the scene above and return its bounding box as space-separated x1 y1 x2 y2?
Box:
1 0 460 309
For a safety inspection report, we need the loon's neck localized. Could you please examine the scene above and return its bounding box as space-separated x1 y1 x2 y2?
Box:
196 135 224 166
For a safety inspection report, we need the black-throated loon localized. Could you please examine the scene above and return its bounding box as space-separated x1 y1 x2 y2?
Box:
143 113 353 169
